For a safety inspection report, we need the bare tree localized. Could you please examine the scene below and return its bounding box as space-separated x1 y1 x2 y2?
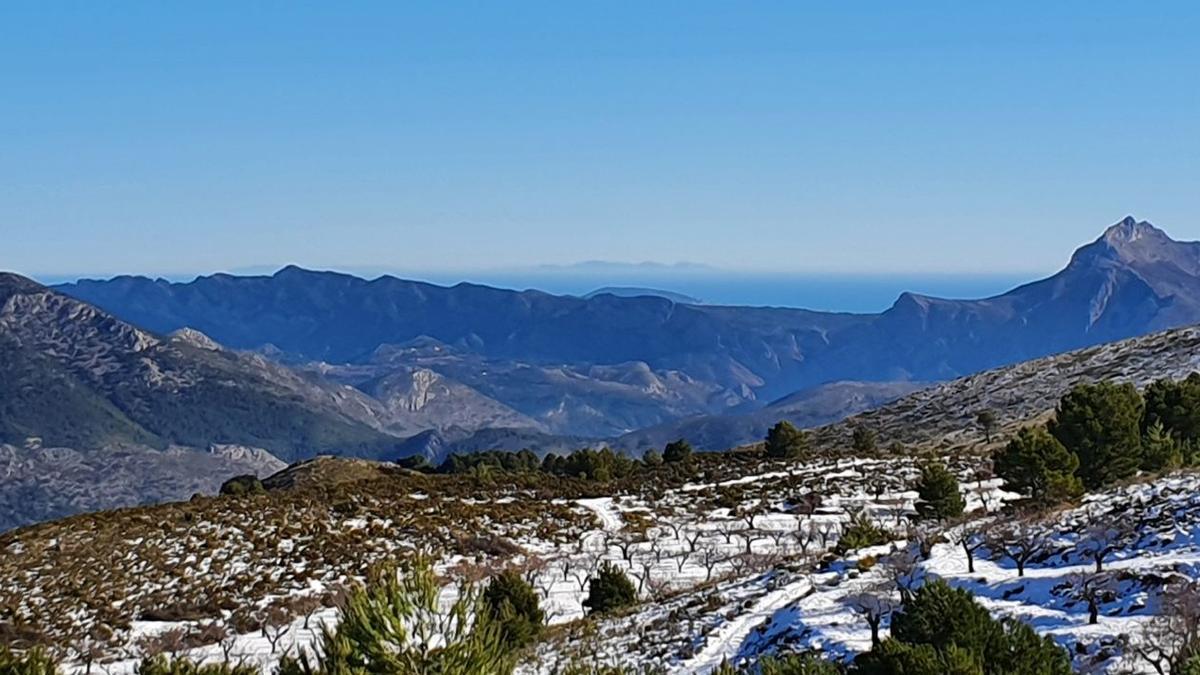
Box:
1130 579 1200 674
883 549 924 601
700 544 726 582
1067 572 1116 625
260 605 293 654
816 521 841 550
217 623 240 663
612 532 643 565
793 520 817 557
716 520 741 546
137 627 189 660
846 584 899 648
1077 510 1133 573
987 519 1050 577
290 595 324 630
956 523 987 574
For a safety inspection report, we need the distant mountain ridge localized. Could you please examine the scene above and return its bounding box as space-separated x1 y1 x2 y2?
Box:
57 217 1200 412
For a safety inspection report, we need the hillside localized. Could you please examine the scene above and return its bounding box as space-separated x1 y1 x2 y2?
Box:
5 323 1200 672
0 274 416 529
56 217 1200 439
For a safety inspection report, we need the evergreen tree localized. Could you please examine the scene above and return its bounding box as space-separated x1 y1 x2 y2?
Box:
582 562 637 615
851 425 877 453
642 449 663 467
760 654 844 674
280 556 514 675
835 511 890 554
1048 381 1144 488
765 421 810 460
1143 374 1200 444
872 580 1071 675
662 439 693 464
992 427 1082 504
482 570 544 651
914 462 965 521
0 648 59 675
136 657 258 675
1142 419 1184 473
976 411 998 444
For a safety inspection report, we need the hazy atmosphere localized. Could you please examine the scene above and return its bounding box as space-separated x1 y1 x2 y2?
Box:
4 2 1198 290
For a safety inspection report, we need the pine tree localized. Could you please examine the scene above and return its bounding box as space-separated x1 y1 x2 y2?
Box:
1142 419 1184 473
662 439 693 464
976 411 998 443
851 425 877 453
915 462 965 521
867 580 1072 675
992 426 1082 504
1048 382 1144 488
765 420 809 459
582 562 637 615
482 570 544 650
280 556 514 675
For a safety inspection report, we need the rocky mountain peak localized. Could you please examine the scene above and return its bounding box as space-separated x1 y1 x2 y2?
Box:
170 327 223 351
1068 216 1184 270
1100 216 1169 248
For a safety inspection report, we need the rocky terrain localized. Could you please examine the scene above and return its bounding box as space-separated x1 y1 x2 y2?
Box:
5 321 1200 672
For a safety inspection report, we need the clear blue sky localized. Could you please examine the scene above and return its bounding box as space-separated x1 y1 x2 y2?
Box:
3 2 1198 280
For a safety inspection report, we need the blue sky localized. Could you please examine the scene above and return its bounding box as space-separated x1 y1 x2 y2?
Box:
3 2 1198 281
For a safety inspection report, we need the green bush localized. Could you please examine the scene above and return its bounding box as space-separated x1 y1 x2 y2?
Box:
992 427 1081 504
0 648 59 675
136 656 258 675
1142 420 1184 472
851 425 877 453
218 475 265 497
761 653 844 674
281 556 514 675
765 421 810 460
482 570 544 650
1048 381 1143 489
582 563 638 615
914 462 964 521
857 580 1071 675
663 439 694 464
835 512 890 554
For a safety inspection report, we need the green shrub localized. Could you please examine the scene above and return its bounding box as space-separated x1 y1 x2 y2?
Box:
1048 381 1143 489
835 512 890 554
914 462 964 521
663 439 693 464
851 425 877 453
0 648 59 675
582 563 637 615
765 421 809 460
281 555 514 675
761 653 844 674
992 427 1081 504
859 580 1071 675
135 656 258 675
218 475 264 497
482 570 544 650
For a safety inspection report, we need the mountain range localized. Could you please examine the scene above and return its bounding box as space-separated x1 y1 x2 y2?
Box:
57 216 1200 433
3 216 1200 528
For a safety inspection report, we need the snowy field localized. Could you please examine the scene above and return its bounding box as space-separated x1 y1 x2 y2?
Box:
53 460 1200 674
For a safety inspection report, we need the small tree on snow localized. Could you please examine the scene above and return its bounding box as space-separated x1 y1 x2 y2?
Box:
987 519 1050 578
846 584 899 648
914 461 965 522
